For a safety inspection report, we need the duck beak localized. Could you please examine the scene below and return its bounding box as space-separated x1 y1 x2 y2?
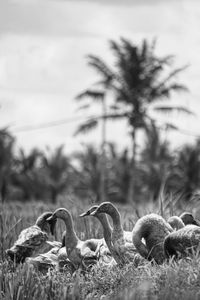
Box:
192 219 200 226
79 211 89 218
47 214 55 222
90 209 98 216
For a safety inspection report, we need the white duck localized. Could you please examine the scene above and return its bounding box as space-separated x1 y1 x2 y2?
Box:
47 208 104 270
80 205 113 265
91 202 141 267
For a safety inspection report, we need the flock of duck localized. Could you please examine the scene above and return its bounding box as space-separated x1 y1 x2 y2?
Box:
6 202 200 274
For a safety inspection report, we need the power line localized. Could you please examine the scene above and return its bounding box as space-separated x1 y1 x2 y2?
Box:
162 127 200 139
8 114 200 140
11 115 91 133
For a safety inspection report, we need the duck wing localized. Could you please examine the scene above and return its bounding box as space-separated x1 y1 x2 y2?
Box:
9 225 48 260
165 225 200 258
26 250 58 273
46 241 62 249
80 242 99 269
16 225 47 246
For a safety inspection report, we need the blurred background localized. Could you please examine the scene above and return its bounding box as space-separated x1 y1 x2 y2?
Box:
1 0 200 206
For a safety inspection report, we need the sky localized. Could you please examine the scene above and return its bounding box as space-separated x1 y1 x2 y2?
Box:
0 0 200 154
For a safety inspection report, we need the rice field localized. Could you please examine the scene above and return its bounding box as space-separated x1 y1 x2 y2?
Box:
1 195 200 300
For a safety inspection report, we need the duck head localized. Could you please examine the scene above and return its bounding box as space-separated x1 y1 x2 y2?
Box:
6 244 33 264
180 212 200 226
36 212 57 236
79 205 98 218
47 208 74 229
6 248 23 264
48 208 78 248
90 202 116 216
167 216 185 230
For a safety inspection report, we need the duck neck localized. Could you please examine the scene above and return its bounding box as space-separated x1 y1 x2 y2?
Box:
96 213 113 250
108 208 123 234
36 215 51 234
59 212 79 250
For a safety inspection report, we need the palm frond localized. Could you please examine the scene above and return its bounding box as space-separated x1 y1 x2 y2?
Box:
157 65 189 91
109 104 122 111
76 104 90 111
87 55 114 84
74 118 99 136
163 122 179 131
75 90 104 101
153 105 195 116
150 83 189 101
102 112 129 121
166 83 189 93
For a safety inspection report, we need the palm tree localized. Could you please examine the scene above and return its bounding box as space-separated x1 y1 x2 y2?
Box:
0 128 15 202
73 144 102 202
140 123 173 201
169 140 200 200
106 143 131 203
75 90 108 202
12 148 44 200
75 38 190 203
42 146 74 203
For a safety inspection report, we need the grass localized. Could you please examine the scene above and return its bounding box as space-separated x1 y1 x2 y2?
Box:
1 195 200 300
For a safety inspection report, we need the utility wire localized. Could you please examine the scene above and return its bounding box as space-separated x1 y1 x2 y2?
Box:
158 126 200 139
12 115 91 133
9 114 200 139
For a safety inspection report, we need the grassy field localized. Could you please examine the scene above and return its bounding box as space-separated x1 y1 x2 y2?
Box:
1 195 200 300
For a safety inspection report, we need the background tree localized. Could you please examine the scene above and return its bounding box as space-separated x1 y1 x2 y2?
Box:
73 144 103 202
169 140 200 200
105 143 131 203
12 148 44 200
139 123 173 201
75 90 109 203
0 128 15 202
75 38 190 203
42 146 74 203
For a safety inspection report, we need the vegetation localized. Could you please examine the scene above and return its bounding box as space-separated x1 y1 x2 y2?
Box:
1 197 200 300
0 38 196 204
75 38 190 203
1 125 200 204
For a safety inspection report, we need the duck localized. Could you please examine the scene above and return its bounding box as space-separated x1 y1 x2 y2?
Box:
167 216 185 230
164 225 200 258
26 231 75 274
180 212 200 226
6 212 58 263
80 205 133 251
80 205 113 265
167 212 200 231
90 202 142 267
132 213 173 264
80 205 112 251
47 208 104 270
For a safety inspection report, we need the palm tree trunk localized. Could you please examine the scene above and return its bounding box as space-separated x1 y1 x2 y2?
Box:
127 128 137 203
100 97 106 203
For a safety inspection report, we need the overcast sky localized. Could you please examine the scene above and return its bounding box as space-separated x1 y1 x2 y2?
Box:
0 0 200 154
